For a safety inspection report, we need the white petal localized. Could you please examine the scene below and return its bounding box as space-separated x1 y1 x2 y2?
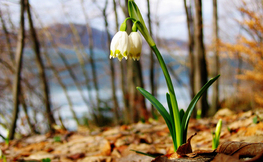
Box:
110 31 122 57
129 32 142 60
117 31 129 56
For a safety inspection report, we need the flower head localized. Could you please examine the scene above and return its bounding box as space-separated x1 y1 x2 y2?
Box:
129 32 142 61
110 31 130 61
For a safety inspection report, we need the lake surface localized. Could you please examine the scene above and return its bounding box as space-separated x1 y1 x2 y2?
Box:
0 48 236 138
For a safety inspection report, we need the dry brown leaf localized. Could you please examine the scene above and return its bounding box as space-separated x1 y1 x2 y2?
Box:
67 152 85 160
217 141 263 159
212 153 243 162
176 133 196 156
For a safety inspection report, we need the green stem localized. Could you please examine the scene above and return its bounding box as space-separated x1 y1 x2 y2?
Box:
151 45 182 150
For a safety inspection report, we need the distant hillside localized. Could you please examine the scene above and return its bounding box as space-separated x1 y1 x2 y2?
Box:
46 23 187 50
46 23 109 50
0 23 187 50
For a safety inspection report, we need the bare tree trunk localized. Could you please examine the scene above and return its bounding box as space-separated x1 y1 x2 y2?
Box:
194 0 208 117
147 0 157 118
20 91 36 133
183 0 195 99
125 1 148 122
1 8 35 134
58 53 98 124
102 0 120 125
209 0 219 116
42 46 80 126
9 0 25 140
60 2 97 115
58 112 66 130
80 0 98 111
0 9 15 63
69 23 95 107
115 0 130 124
32 9 92 125
26 0 56 131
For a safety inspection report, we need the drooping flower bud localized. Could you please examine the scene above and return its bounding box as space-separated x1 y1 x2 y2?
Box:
110 31 130 61
129 32 142 61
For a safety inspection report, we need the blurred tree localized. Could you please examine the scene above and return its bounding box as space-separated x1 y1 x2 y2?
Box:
9 0 25 140
183 0 195 99
26 0 56 131
209 0 220 116
0 8 35 134
102 0 121 125
61 1 99 124
147 0 157 118
193 0 209 117
113 0 130 124
221 1 263 107
125 0 149 123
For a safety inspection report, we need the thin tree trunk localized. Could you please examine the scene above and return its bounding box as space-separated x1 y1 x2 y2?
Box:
20 91 35 133
26 0 56 131
210 0 219 116
183 0 195 99
69 24 95 106
194 0 208 117
1 9 35 134
80 0 102 120
125 0 148 122
42 46 80 126
58 53 98 124
31 9 93 125
34 10 94 126
9 0 25 140
60 2 97 114
147 0 157 118
115 0 130 124
0 9 15 63
102 0 120 125
58 112 66 130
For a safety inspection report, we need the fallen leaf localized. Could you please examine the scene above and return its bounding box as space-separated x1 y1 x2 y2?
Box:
24 151 55 160
67 152 85 160
212 153 243 162
217 141 263 159
176 133 196 156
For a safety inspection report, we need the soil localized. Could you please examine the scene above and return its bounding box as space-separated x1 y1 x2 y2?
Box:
1 108 263 162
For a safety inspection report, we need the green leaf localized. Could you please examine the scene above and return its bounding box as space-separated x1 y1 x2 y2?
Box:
253 116 258 124
212 119 222 149
42 158 51 162
166 93 174 125
128 0 155 46
53 136 61 142
181 75 220 143
128 0 147 30
137 87 174 136
179 109 185 122
166 93 177 148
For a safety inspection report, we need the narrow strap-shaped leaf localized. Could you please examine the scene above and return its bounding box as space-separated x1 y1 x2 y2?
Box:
137 87 174 135
179 109 185 122
166 93 177 149
128 0 155 46
181 75 220 142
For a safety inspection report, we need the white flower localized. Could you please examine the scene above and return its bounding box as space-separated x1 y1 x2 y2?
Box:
129 32 142 61
110 31 130 61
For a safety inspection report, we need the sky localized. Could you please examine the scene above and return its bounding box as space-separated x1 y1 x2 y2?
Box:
0 0 242 42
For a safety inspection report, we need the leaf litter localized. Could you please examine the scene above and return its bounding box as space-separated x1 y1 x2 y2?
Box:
1 108 263 162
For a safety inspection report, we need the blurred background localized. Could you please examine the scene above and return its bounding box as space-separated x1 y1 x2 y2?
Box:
0 0 262 140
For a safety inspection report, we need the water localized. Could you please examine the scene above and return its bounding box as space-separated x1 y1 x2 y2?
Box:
44 47 193 130
0 47 236 138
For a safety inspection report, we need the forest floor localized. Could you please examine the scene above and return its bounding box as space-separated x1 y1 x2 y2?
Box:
1 108 263 162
